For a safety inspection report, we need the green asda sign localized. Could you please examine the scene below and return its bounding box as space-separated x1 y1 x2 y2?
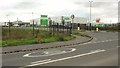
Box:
63 17 70 20
40 15 48 26
96 24 105 27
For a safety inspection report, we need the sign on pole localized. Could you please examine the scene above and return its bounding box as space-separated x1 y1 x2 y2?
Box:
71 14 75 19
40 15 48 26
63 17 70 20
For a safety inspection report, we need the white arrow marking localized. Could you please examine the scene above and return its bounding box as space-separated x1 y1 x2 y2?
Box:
26 49 106 67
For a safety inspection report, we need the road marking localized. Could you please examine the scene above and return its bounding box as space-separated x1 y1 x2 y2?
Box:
23 53 32 57
25 49 106 67
3 39 118 56
71 48 76 51
75 39 118 46
23 48 76 57
86 39 118 45
31 59 51 64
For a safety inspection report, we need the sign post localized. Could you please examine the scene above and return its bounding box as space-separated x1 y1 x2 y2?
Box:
70 14 75 34
78 23 80 30
61 16 65 33
71 14 75 29
96 18 100 32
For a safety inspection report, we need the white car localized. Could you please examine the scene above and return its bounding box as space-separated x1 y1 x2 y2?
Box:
13 24 19 27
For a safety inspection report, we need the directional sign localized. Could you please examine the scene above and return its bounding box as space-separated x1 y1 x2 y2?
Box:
40 15 48 26
96 24 105 27
71 14 75 19
63 17 70 20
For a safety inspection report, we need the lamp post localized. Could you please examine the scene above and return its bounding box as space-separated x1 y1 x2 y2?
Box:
32 12 35 37
61 16 65 33
89 1 93 31
6 14 10 37
6 14 9 26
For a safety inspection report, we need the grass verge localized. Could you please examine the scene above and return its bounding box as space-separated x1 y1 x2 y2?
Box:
2 27 75 47
2 36 75 47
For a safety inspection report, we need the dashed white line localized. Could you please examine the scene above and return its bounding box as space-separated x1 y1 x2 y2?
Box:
77 39 118 46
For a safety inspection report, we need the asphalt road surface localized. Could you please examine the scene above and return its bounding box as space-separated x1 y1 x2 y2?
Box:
2 32 119 68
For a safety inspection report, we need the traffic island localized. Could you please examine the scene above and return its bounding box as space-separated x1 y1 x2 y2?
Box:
2 33 93 54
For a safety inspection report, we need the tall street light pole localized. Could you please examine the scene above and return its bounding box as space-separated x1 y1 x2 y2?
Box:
89 1 93 31
6 14 10 37
6 14 9 25
32 12 35 37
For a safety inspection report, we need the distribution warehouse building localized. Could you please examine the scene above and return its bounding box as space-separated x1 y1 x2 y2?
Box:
30 16 87 26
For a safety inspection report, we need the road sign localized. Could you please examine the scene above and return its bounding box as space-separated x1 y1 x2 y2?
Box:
40 15 48 26
63 17 70 20
71 14 75 19
96 18 100 23
96 24 105 27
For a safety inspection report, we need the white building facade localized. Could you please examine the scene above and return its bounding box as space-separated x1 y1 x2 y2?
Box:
30 16 87 25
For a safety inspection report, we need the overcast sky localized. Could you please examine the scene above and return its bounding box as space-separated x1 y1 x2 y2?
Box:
0 0 119 23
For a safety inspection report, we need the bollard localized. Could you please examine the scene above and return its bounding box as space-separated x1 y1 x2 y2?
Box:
78 27 80 30
96 27 99 32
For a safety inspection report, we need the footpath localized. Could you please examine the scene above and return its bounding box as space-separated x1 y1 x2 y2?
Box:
2 34 93 54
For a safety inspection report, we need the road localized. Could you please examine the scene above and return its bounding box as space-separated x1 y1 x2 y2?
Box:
2 32 119 68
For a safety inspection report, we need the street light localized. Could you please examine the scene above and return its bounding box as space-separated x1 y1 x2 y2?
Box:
6 14 10 37
6 14 9 25
32 12 35 37
89 1 93 31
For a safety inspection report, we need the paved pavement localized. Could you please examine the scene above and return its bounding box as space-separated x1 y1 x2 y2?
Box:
2 34 92 54
2 32 119 68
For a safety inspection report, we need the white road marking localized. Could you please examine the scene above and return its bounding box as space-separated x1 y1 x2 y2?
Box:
26 49 106 67
90 49 103 52
23 48 76 57
77 39 118 46
71 48 76 51
23 53 32 57
3 39 118 56
31 59 51 64
92 39 117 44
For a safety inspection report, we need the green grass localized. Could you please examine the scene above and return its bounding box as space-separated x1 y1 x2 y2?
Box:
2 27 75 47
1 36 74 47
37 36 74 43
2 38 38 47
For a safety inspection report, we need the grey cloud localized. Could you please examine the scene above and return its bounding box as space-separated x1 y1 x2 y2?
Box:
75 2 117 8
80 2 117 18
13 0 41 10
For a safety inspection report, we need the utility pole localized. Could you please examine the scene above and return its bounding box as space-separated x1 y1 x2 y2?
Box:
89 1 93 31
